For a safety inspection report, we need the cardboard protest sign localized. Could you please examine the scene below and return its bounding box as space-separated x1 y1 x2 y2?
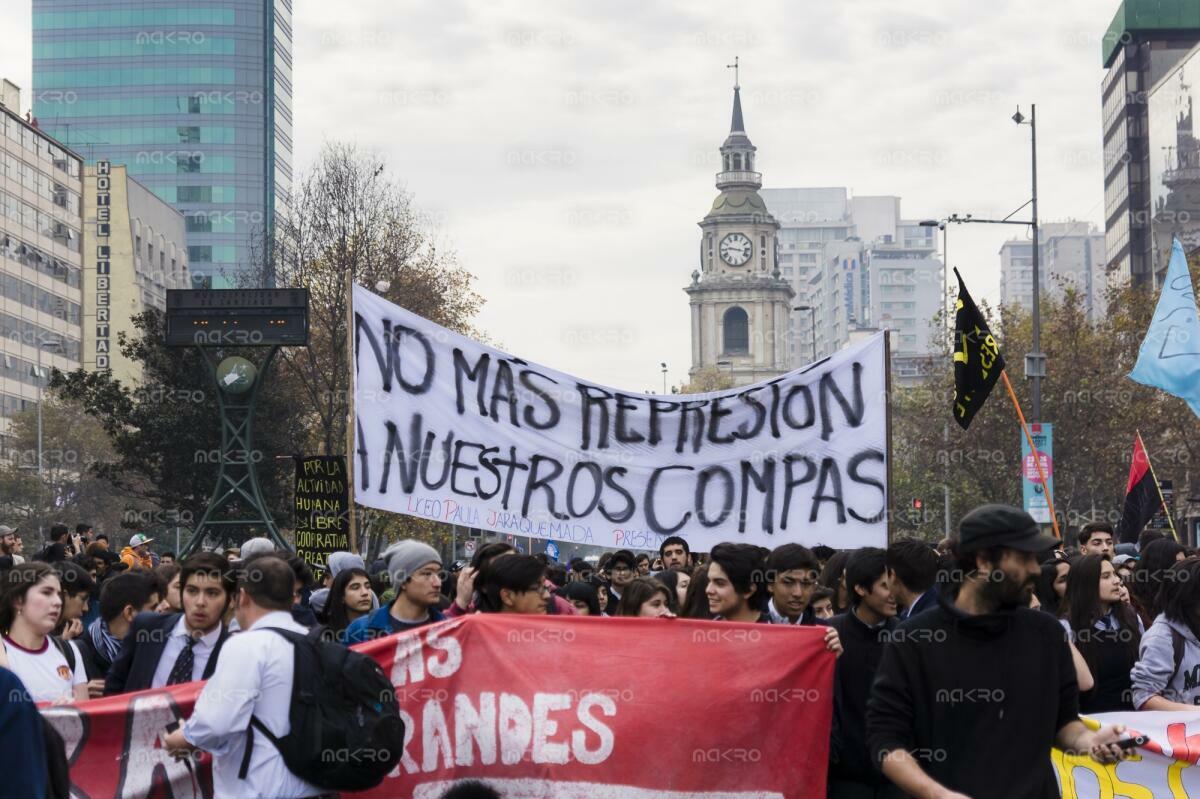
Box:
294 454 351 578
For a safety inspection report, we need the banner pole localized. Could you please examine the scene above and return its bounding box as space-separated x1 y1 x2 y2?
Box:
1137 430 1180 543
1000 369 1061 540
346 274 358 554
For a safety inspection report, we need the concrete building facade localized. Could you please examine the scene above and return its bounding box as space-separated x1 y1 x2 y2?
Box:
82 162 189 384
1101 0 1200 288
759 188 942 377
0 80 83 441
999 222 1107 321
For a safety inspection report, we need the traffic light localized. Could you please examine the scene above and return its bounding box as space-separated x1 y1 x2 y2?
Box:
912 498 923 510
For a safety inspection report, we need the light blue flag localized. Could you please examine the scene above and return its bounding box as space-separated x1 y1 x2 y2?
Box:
1129 237 1200 418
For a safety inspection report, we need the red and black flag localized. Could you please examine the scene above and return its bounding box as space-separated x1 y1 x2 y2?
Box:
1118 433 1164 543
952 268 1005 429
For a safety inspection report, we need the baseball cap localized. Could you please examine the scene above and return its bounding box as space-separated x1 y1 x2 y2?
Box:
129 533 154 547
957 504 1058 553
0 525 14 536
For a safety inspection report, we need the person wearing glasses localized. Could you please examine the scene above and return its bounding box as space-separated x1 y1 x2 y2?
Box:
476 555 550 614
604 550 638 604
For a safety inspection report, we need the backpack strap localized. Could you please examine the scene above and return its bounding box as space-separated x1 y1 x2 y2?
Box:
1171 626 1187 683
238 716 283 780
236 627 301 781
50 636 76 674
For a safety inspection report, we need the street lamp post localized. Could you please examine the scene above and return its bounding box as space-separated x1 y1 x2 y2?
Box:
932 106 1044 420
660 362 667 394
792 306 817 363
1012 104 1043 421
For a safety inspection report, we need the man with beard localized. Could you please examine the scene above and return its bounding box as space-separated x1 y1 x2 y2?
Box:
866 505 1132 799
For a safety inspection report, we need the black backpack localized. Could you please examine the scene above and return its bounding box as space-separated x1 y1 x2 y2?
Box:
238 627 405 791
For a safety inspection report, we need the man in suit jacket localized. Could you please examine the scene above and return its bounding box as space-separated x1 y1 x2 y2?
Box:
106 552 235 695
887 538 941 621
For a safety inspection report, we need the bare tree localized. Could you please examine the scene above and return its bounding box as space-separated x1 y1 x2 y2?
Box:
260 142 482 455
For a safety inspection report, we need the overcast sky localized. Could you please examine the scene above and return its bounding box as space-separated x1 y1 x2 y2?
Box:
0 0 1118 391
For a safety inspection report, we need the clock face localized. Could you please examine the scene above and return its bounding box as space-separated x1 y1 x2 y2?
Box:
720 233 753 266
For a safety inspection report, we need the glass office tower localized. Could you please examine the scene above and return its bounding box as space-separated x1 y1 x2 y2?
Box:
32 1 293 287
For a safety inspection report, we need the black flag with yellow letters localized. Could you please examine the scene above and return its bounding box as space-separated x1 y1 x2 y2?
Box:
952 268 1005 429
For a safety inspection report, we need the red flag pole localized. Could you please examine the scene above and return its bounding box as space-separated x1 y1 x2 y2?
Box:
1136 430 1180 543
1000 369 1061 540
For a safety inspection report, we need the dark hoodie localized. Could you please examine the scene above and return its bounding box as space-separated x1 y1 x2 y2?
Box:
866 594 1079 799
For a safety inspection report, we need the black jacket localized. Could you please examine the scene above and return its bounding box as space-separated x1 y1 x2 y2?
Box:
73 632 111 682
903 588 938 620
828 609 900 785
104 612 230 695
866 595 1079 799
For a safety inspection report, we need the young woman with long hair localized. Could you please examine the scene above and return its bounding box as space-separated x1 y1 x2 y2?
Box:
1058 555 1143 713
615 578 675 618
1035 557 1070 617
1130 539 1187 626
325 567 375 642
0 562 88 703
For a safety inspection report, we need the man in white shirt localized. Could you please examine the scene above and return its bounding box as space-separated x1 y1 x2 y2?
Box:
105 552 234 694
165 554 325 798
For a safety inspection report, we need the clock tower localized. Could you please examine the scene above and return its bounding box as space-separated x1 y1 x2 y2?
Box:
686 70 794 387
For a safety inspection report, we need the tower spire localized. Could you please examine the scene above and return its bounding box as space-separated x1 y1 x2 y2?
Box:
726 57 744 132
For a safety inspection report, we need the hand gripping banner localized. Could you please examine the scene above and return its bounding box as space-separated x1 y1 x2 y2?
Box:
44 615 836 797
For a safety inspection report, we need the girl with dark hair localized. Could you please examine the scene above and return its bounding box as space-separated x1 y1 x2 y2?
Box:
707 543 768 622
819 551 852 614
326 567 374 642
1130 538 1187 626
588 575 610 615
680 564 712 619
449 542 517 614
615 578 675 618
0 562 88 703
653 569 688 614
1058 555 1143 712
1131 558 1200 710
1035 557 1070 616
557 581 601 616
476 555 550 614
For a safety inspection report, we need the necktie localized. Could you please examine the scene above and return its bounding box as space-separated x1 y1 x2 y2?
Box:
167 636 197 685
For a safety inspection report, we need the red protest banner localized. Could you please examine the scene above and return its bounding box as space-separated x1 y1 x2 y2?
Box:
43 614 834 798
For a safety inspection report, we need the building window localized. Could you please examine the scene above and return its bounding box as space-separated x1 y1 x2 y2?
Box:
723 306 749 355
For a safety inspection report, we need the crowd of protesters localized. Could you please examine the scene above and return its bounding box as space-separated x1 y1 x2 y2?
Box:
0 508 1192 797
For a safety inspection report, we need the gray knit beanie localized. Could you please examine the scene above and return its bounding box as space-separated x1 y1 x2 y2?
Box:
384 540 442 585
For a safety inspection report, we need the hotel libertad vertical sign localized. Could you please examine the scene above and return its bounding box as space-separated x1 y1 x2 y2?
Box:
94 160 111 370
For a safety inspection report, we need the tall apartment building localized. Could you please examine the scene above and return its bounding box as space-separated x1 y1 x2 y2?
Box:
999 222 1107 321
760 188 943 377
1101 0 1200 288
32 0 294 288
0 79 83 442
1 81 189 449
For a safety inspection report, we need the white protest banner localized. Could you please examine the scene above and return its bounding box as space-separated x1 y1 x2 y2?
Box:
352 284 889 552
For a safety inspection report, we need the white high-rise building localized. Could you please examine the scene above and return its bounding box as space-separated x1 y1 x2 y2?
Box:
760 189 943 378
999 221 1107 321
